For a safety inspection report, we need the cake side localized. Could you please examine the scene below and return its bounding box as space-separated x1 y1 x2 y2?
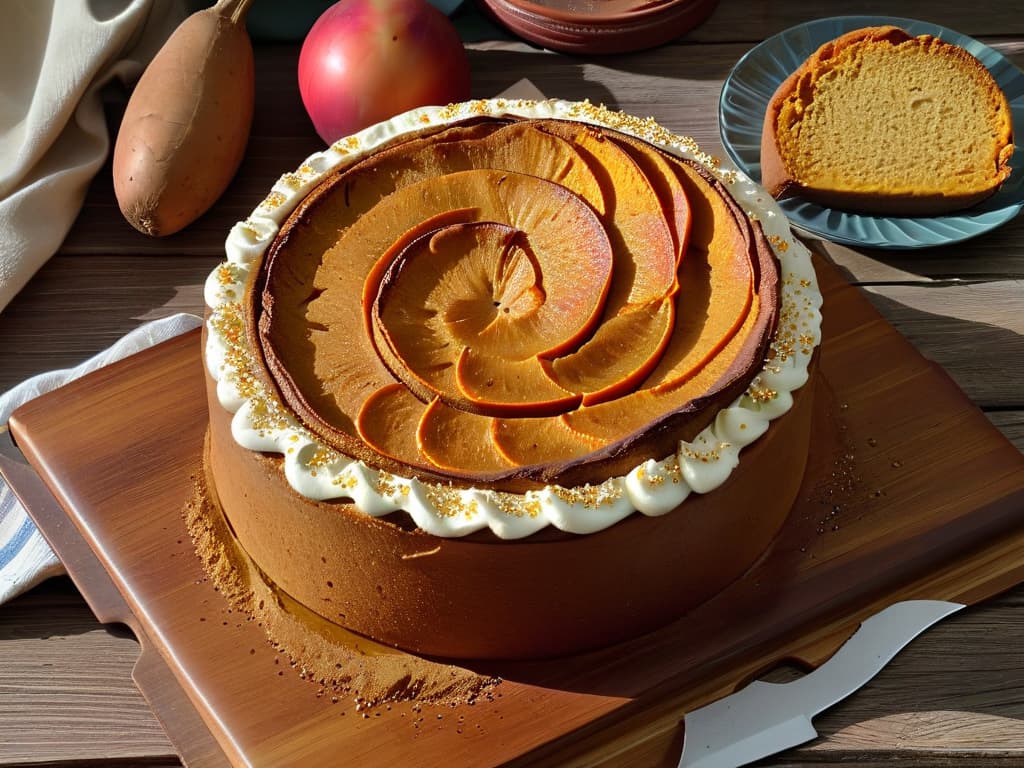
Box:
204 349 818 659
760 26 1014 215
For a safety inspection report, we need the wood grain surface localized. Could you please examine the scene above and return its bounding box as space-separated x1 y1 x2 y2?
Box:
1 0 1022 766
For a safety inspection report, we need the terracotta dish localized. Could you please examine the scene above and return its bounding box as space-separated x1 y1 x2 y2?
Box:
475 0 720 54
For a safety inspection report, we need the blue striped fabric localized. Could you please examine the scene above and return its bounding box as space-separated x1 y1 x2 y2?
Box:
0 493 36 562
0 313 202 604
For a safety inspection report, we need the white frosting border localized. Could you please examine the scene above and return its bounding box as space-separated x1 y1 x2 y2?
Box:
203 98 822 541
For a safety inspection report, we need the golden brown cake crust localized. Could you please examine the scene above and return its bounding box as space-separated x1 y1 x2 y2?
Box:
760 25 1014 215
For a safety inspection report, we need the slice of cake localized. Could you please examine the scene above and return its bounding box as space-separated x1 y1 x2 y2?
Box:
761 26 1014 215
202 99 822 659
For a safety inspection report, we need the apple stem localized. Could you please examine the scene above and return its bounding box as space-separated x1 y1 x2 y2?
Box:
214 0 257 25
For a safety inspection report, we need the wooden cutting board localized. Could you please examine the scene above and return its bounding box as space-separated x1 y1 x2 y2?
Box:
6 255 1024 767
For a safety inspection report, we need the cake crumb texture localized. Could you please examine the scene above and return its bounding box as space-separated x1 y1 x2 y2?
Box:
761 26 1013 215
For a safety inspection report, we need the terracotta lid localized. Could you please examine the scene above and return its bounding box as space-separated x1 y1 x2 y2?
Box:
475 0 720 54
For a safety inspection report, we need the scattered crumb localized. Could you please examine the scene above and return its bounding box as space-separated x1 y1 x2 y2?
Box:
183 438 501 713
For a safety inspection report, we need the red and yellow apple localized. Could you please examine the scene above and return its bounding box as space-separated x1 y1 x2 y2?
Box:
298 0 471 144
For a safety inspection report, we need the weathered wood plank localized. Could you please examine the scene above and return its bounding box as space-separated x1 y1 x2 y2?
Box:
0 256 214 393
804 232 1024 284
807 591 1024 754
527 588 1024 766
989 412 1024 452
862 281 1024 410
690 0 1024 42
0 578 175 765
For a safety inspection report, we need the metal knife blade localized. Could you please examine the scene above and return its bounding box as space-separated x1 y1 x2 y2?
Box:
678 599 965 768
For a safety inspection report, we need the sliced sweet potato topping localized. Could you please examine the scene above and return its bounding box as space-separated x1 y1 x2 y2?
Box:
455 348 581 416
355 384 431 467
642 160 755 391
376 220 608 360
438 122 607 217
491 414 606 467
556 159 763 447
343 172 610 413
609 133 692 267
361 207 479 338
254 116 780 490
562 292 763 444
539 122 676 310
543 298 675 406
264 119 603 443
417 399 514 472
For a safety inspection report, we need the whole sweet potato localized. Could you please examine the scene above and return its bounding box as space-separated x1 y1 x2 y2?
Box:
113 0 255 236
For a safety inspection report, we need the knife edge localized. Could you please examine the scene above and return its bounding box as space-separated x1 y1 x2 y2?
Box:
679 599 966 768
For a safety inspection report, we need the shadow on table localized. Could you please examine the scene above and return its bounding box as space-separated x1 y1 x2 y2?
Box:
811 593 1024 752
0 575 112 639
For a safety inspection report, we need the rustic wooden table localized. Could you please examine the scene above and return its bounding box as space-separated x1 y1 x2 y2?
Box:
1 1 1022 766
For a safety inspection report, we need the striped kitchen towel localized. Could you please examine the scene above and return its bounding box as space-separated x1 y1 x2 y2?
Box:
0 313 202 605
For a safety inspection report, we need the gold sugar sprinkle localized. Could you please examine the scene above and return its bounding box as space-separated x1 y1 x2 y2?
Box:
376 471 398 498
332 473 359 490
551 480 623 509
278 172 304 190
681 441 731 463
305 447 340 469
635 465 666 487
216 263 241 287
331 135 362 154
424 487 478 520
748 387 779 403
260 191 286 211
492 492 540 518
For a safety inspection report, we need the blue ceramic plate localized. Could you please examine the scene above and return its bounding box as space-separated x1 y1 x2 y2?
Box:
719 16 1024 249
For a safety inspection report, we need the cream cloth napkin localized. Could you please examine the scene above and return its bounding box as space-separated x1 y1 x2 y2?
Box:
0 313 203 604
0 0 186 313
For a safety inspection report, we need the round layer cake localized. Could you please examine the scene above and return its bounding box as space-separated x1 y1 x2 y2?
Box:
203 99 823 659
